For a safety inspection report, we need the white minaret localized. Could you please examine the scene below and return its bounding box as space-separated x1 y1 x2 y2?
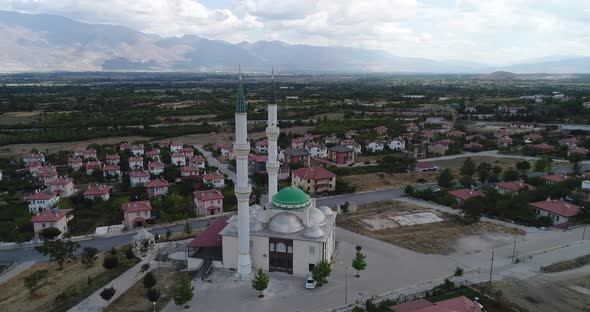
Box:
234 68 252 278
266 69 280 203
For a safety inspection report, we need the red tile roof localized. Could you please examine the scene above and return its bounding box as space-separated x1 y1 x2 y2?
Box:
171 153 185 158
496 138 513 144
560 137 579 144
416 296 483 312
128 157 143 162
187 217 228 248
541 174 570 183
31 209 71 223
180 165 199 172
203 173 224 180
390 299 434 312
448 189 483 201
49 177 74 185
495 181 535 192
194 189 224 201
255 140 268 146
146 179 170 188
189 156 206 163
529 143 555 151
25 161 43 167
530 199 580 217
148 161 165 168
292 167 335 180
525 134 543 140
146 149 160 156
83 184 111 196
68 157 82 164
101 164 120 171
86 161 101 169
248 154 268 162
27 190 57 200
22 153 44 159
129 170 150 178
568 147 589 155
121 200 152 213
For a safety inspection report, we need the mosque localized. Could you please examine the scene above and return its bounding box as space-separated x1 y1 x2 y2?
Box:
219 71 336 277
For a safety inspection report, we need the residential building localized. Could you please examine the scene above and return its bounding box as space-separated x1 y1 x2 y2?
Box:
119 143 131 151
328 146 355 165
129 170 150 187
524 133 543 143
101 164 121 179
446 130 465 137
255 140 268 154
365 140 385 153
122 201 152 228
345 130 358 139
131 145 144 157
463 142 483 151
38 170 58 186
324 136 340 145
428 140 451 156
83 184 111 201
181 147 194 158
105 154 120 165
27 189 59 213
146 179 170 198
530 199 580 225
496 137 513 147
82 149 97 160
85 161 101 175
510 121 534 129
568 146 590 156
291 137 306 149
128 157 144 170
388 138 406 151
171 153 187 166
148 161 165 175
203 172 225 188
158 139 170 148
249 154 268 174
193 190 224 216
415 162 438 172
73 146 86 157
541 174 571 184
341 140 361 154
67 157 83 170
180 165 200 178
170 141 183 153
494 181 535 194
291 167 336 194
145 149 161 161
189 156 206 169
306 143 328 158
48 177 75 197
559 137 579 148
498 105 525 115
283 149 311 166
25 161 43 174
31 209 73 240
448 189 482 204
529 143 555 153
390 296 483 312
374 126 388 135
22 153 45 164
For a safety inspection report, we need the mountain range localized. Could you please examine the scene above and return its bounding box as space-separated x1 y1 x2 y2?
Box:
1 10 589 74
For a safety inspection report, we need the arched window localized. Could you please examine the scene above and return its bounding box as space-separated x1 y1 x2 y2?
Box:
269 243 275 252
287 246 293 253
276 242 287 253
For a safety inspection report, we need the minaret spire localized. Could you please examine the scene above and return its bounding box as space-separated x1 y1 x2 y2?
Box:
266 68 280 202
234 66 252 278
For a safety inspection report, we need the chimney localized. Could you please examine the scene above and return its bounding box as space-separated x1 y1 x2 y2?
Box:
546 196 551 201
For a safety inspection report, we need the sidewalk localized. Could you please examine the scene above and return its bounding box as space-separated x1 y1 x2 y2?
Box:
68 250 158 312
0 261 35 286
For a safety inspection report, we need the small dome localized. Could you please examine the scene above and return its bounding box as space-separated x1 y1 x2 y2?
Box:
272 187 311 210
303 225 325 238
318 206 334 216
269 212 304 234
309 207 327 227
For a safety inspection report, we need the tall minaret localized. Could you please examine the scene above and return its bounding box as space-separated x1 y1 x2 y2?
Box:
266 68 280 202
234 67 252 278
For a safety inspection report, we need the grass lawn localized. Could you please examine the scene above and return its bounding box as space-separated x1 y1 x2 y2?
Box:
105 268 192 312
0 245 140 312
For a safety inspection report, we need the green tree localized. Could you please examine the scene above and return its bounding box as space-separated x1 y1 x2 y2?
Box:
477 162 492 185
502 169 520 182
23 269 48 294
516 160 531 173
492 165 503 176
172 276 194 308
34 239 80 270
251 268 270 298
143 272 157 289
81 247 98 266
100 286 116 304
437 169 454 189
534 157 553 173
459 175 474 188
40 227 62 240
404 185 414 196
460 157 476 177
568 153 584 175
147 288 161 309
103 254 119 271
312 260 332 286
461 197 485 224
352 251 368 277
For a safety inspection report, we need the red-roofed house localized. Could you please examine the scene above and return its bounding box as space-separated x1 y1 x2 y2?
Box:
82 149 97 160
85 161 101 175
328 146 355 165
158 139 170 148
291 137 307 149
390 296 483 312
448 189 483 204
146 179 170 198
102 164 122 179
324 136 340 145
25 161 43 174
255 140 268 153
530 199 580 225
306 143 328 158
187 216 227 249
248 154 268 173
495 181 535 194
496 137 513 147
146 149 161 162
194 190 224 216
49 177 75 197
171 153 187 166
446 130 465 137
510 121 533 129
559 137 579 148
180 165 200 178
366 140 385 153
189 156 206 169
148 161 165 175
203 172 225 188
121 201 152 228
67 157 83 170
129 170 150 187
31 209 73 240
524 134 543 143
129 157 144 170
415 162 438 172
215 143 235 159
291 167 336 194
568 146 590 156
283 148 311 166
83 184 111 201
131 145 144 157
119 143 131 151
170 141 183 153
73 146 86 157
375 126 388 135
38 170 58 186
105 154 120 165
529 143 555 153
463 142 483 151
541 174 571 184
428 140 451 156
388 138 406 151
27 189 59 213
181 147 194 158
22 153 45 164
341 140 362 154
345 130 359 139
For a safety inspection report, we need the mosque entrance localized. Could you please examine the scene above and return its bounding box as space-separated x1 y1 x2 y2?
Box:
269 238 293 274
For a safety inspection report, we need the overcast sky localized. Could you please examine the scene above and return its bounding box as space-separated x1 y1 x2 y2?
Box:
2 0 589 64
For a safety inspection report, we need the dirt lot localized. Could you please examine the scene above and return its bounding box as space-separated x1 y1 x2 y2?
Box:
0 136 149 158
176 126 312 145
430 156 521 170
495 268 590 312
337 200 521 254
0 248 138 312
106 268 191 312
342 171 438 191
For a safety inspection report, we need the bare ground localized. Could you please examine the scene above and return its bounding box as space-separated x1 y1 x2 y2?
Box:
337 200 521 254
342 171 438 192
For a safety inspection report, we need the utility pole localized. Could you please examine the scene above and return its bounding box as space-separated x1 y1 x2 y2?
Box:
583 225 587 241
511 232 518 263
345 266 349 305
489 250 495 284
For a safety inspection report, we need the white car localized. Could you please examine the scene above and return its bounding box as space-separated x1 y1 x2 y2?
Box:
305 276 316 289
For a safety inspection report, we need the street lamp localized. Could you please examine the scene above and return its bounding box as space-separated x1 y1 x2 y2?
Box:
340 261 348 305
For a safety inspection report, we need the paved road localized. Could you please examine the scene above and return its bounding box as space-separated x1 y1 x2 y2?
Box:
420 150 568 163
193 144 236 182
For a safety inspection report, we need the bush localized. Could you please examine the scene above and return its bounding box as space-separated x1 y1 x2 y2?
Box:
126 247 136 260
454 267 464 276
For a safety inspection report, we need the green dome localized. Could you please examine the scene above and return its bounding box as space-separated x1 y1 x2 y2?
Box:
272 187 310 210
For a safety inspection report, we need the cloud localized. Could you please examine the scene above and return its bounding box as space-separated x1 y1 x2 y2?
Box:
0 0 589 63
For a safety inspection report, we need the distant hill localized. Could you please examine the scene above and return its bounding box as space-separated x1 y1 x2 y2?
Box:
0 10 589 74
477 71 582 80
477 71 519 80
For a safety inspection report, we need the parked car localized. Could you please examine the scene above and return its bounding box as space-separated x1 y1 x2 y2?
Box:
305 275 316 289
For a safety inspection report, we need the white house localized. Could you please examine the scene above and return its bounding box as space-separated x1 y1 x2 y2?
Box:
27 190 59 213
189 156 206 169
128 157 144 170
31 209 73 240
193 190 224 216
171 153 187 166
203 172 225 188
22 153 45 164
365 141 385 153
145 149 161 162
131 145 145 157
102 164 122 179
148 161 165 175
48 177 75 197
530 199 580 225
341 140 361 154
255 140 268 154
170 142 183 153
388 138 406 151
83 184 111 201
306 144 328 158
129 171 150 187
146 179 170 198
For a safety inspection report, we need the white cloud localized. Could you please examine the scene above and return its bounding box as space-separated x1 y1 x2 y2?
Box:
1 0 589 63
